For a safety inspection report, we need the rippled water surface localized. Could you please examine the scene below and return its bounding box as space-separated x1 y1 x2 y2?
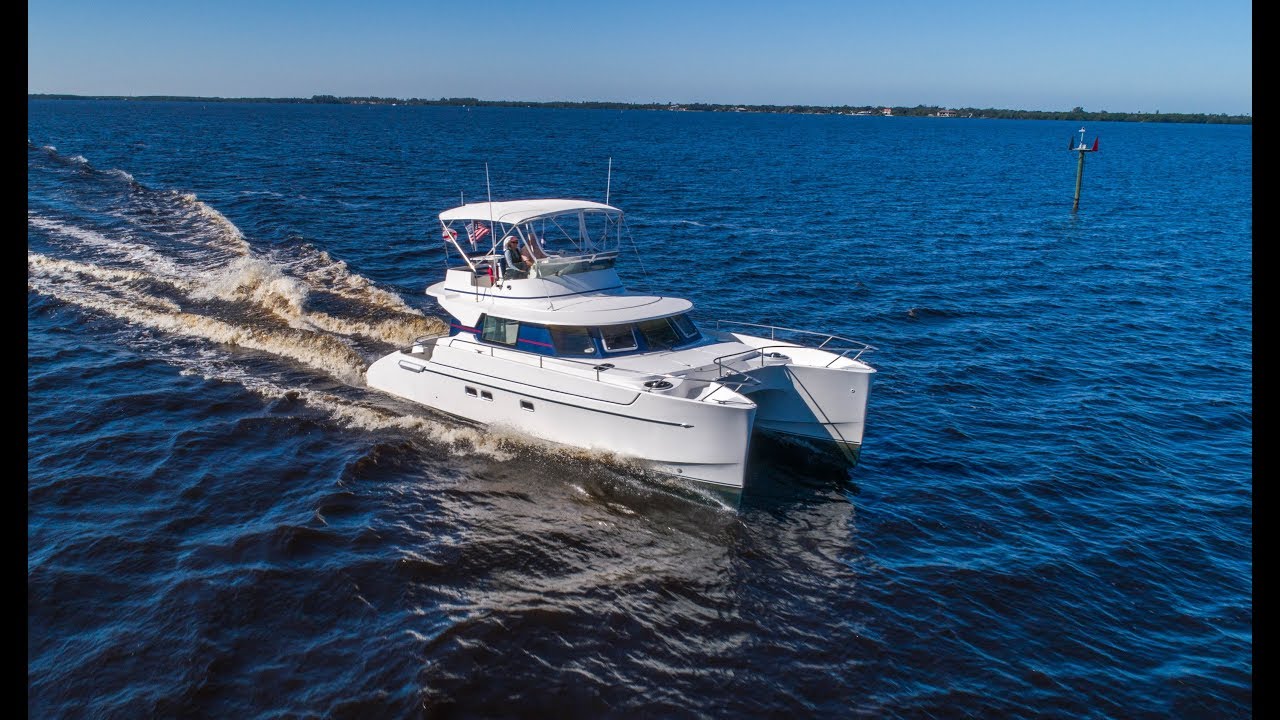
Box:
28 101 1251 717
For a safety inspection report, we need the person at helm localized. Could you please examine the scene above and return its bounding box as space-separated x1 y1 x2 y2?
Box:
501 235 529 279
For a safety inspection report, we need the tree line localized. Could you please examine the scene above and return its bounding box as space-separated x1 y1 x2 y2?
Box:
28 95 1251 124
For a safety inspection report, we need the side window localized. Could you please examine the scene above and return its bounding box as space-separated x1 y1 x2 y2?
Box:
637 318 680 350
550 326 598 357
480 315 519 346
600 324 638 353
517 324 555 355
670 314 700 340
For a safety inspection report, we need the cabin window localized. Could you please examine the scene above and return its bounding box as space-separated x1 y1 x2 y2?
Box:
520 400 535 412
480 315 519 346
670 314 700 340
515 324 556 355
600 324 638 353
637 318 680 350
480 390 493 401
550 326 598 357
465 386 478 397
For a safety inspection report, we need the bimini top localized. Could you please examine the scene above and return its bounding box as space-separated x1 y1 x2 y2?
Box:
439 199 620 226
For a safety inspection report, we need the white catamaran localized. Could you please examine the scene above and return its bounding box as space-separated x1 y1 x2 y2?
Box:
367 199 875 489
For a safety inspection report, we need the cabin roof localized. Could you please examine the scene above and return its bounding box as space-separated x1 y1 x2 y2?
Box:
430 282 693 326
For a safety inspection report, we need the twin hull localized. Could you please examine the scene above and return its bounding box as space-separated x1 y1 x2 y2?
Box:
366 339 872 489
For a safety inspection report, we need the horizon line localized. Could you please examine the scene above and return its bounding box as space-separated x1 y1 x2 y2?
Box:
27 93 1252 123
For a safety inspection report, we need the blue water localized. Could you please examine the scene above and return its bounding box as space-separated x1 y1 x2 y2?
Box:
28 101 1251 717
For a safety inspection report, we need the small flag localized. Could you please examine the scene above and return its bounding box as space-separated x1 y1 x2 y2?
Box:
466 221 490 248
1091 137 1099 152
442 227 458 243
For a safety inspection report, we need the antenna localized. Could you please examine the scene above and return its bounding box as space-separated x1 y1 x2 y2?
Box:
485 163 499 275
605 157 613 205
483 162 494 244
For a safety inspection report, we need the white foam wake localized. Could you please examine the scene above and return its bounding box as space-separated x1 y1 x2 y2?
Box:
142 345 516 461
172 191 252 253
27 249 508 458
27 254 184 314
28 214 447 346
29 214 192 281
192 255 445 345
28 252 370 384
281 244 421 314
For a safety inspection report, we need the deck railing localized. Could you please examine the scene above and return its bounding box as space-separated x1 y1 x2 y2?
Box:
708 320 876 378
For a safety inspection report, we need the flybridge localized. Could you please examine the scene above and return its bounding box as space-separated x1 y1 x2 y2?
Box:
438 199 625 280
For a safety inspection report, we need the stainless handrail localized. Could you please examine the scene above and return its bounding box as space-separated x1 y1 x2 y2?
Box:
711 343 870 377
413 331 451 343
709 320 876 378
711 319 876 354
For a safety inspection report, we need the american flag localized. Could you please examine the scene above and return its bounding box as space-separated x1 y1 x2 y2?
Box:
466 221 490 248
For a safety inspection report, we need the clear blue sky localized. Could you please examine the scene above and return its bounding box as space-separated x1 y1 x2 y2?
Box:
28 0 1252 114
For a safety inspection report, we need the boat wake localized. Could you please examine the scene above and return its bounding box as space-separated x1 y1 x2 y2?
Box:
27 251 374 383
24 145 522 450
27 143 703 485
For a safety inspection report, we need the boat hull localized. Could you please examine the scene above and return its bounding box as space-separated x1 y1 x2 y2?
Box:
739 363 873 466
366 348 757 489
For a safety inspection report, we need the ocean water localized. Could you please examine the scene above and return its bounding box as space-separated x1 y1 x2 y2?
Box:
28 101 1251 717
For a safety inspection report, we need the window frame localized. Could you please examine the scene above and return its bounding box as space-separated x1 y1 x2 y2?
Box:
599 323 639 353
479 315 520 347
636 317 681 351
669 313 700 341
550 325 600 358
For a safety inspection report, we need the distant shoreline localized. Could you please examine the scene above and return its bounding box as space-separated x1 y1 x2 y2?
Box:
27 94 1251 125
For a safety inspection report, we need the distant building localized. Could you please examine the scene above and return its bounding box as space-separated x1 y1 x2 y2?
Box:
936 109 956 117
882 107 893 116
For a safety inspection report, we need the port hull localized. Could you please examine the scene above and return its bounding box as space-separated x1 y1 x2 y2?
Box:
367 348 756 488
